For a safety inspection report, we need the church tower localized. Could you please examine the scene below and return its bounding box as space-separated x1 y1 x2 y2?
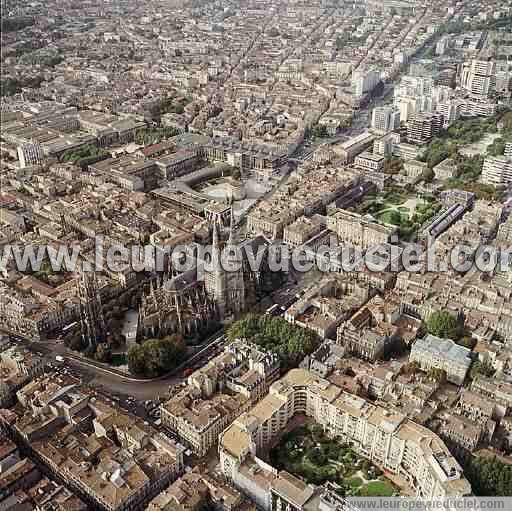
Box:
77 271 107 347
204 209 245 319
224 208 245 318
204 219 227 315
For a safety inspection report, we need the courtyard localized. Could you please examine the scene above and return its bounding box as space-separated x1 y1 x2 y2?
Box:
269 423 398 497
354 187 441 238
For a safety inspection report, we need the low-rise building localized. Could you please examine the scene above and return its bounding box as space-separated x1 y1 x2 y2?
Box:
0 374 185 511
283 216 323 247
354 152 385 172
433 158 459 181
410 335 472 386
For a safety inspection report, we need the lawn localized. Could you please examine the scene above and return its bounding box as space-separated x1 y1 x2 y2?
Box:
269 424 399 497
359 480 396 497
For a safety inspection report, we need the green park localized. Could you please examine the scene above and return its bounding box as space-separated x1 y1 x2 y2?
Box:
354 187 442 239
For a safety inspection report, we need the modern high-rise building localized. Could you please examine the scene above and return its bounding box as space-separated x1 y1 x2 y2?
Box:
406 112 444 145
436 99 464 128
481 156 512 186
396 75 434 98
371 105 400 134
352 68 381 97
495 70 511 94
461 59 496 98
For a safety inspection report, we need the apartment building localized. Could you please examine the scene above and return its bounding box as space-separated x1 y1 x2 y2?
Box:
481 156 512 186
470 377 512 418
440 413 485 455
461 59 496 98
17 142 44 168
406 113 443 145
283 216 323 247
147 468 246 511
410 335 472 386
371 106 400 134
219 369 471 504
352 69 381 97
497 215 512 243
247 169 360 240
0 346 45 407
161 388 251 457
161 340 279 456
326 209 397 250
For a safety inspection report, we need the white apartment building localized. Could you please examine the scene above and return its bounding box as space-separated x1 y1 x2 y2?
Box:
461 59 496 98
436 99 464 128
481 156 512 186
352 69 381 97
371 106 400 134
373 133 400 156
17 142 44 168
219 369 472 505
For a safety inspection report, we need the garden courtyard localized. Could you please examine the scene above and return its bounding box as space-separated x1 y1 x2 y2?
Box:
353 188 441 238
269 423 399 497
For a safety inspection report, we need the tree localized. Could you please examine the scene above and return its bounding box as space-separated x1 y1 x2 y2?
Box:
95 343 112 363
68 335 86 352
313 125 328 138
464 456 512 496
469 360 495 380
426 367 447 383
128 345 146 374
227 314 320 372
425 311 459 339
127 335 186 377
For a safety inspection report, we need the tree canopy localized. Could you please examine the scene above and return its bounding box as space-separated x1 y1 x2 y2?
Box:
227 313 320 372
425 311 459 339
465 456 512 496
128 334 187 377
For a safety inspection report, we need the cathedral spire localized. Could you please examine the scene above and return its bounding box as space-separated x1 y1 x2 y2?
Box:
212 219 222 271
227 206 236 246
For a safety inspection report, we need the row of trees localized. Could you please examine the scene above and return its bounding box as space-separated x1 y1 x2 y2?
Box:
134 126 179 145
128 335 187 377
59 144 107 165
227 314 320 372
1 75 45 97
